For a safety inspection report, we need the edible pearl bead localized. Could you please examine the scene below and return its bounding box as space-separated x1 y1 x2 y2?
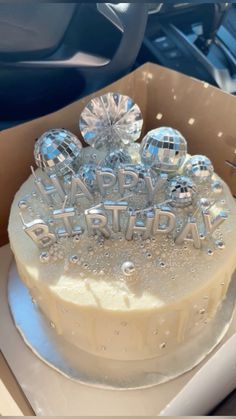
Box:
39 251 50 263
18 200 28 209
121 261 135 276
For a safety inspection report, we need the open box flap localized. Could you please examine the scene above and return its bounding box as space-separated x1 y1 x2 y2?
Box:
145 63 236 194
0 62 235 246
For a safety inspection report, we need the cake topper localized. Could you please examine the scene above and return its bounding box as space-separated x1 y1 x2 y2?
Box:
18 92 228 257
184 155 214 182
140 127 187 172
34 128 82 176
168 176 197 208
79 92 143 149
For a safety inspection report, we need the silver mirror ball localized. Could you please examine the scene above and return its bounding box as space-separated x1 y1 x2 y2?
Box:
140 127 187 172
34 129 82 177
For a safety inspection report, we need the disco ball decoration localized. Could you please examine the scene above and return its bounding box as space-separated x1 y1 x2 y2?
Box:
168 175 197 208
79 92 143 150
140 127 187 172
34 129 82 176
184 155 214 182
103 149 132 170
79 163 97 190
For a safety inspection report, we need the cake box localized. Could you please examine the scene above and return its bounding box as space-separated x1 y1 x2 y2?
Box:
0 62 236 416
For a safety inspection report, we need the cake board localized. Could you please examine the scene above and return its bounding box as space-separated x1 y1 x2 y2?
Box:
1 244 236 416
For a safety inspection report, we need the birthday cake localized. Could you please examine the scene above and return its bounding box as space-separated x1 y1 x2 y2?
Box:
8 93 236 368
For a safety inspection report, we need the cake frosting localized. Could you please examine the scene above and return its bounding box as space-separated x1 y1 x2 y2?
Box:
8 148 236 361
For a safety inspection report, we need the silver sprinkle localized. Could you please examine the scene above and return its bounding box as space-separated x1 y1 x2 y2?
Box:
69 255 79 264
39 251 50 263
216 240 225 249
121 261 135 276
18 200 28 209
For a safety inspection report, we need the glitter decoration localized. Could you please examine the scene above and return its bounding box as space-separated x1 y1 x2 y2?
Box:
121 261 135 276
79 92 143 149
216 240 225 249
34 129 82 176
184 155 214 182
78 163 97 190
168 176 197 207
103 149 132 170
140 127 187 172
39 251 50 263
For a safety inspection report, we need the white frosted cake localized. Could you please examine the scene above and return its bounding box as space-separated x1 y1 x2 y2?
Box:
8 93 236 377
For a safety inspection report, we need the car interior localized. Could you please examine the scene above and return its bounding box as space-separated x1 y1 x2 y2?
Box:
0 2 236 415
1 3 236 129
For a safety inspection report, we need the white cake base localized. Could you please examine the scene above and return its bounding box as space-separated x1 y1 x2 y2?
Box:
2 245 236 415
8 260 236 389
